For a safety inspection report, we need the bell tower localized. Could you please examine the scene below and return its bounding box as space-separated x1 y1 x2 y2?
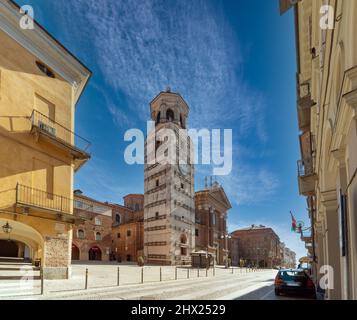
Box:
144 89 195 265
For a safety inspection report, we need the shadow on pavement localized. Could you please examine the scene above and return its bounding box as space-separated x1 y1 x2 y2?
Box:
235 284 315 300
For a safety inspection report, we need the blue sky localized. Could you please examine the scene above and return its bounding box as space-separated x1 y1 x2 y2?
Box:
18 0 308 259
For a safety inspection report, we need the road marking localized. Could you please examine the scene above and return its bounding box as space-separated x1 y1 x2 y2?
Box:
217 278 274 300
259 288 274 300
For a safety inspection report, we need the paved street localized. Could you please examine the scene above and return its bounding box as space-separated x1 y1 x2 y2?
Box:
0 264 312 300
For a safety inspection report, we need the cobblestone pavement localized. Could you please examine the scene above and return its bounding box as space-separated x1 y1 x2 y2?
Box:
0 264 311 300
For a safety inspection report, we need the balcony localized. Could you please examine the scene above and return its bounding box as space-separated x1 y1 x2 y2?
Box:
15 184 88 224
301 232 312 244
297 158 317 196
30 110 91 170
297 94 315 132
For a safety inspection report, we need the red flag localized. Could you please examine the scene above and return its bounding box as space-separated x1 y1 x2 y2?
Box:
290 211 297 232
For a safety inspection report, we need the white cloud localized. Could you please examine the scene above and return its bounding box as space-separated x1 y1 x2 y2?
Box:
53 0 265 134
54 0 281 205
219 165 280 205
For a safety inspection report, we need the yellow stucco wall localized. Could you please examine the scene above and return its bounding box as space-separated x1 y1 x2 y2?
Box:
0 29 76 277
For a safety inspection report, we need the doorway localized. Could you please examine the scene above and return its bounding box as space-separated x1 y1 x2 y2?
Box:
88 246 102 261
71 244 80 260
0 240 18 257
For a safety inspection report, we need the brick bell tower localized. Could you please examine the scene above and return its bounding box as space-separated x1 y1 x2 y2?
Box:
144 88 195 265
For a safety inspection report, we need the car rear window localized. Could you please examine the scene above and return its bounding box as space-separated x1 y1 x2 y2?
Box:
279 271 306 281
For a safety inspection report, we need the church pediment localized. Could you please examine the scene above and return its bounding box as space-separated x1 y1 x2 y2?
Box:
209 187 232 210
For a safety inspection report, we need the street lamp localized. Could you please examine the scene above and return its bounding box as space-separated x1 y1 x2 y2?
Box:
2 221 13 241
220 234 231 268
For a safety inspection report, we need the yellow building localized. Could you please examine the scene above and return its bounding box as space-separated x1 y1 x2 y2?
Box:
281 0 357 299
0 1 91 279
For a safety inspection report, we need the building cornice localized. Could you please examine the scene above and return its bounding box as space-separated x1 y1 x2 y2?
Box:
0 0 91 104
320 190 338 211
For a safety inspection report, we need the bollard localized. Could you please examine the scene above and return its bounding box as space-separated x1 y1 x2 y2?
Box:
40 267 44 295
117 267 120 286
141 267 144 284
187 268 189 279
232 266 234 274
175 267 177 280
213 266 215 277
85 268 88 290
160 267 162 282
197 268 199 278
206 268 208 277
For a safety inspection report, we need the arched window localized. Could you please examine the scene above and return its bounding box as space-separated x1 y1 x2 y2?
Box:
156 112 161 124
180 234 187 244
115 214 121 224
134 203 140 211
95 232 102 241
180 114 185 128
78 229 85 239
166 109 174 121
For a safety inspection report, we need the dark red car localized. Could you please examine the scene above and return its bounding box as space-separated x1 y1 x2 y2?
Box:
274 269 316 299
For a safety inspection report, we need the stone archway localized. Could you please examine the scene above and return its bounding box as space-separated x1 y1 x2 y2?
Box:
0 218 44 263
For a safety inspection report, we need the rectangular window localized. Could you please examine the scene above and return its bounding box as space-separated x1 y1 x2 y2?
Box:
94 217 102 226
156 179 159 187
195 229 199 237
127 230 131 237
339 190 348 257
117 233 121 238
155 212 159 220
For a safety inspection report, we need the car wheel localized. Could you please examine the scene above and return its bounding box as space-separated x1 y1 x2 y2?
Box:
275 289 280 296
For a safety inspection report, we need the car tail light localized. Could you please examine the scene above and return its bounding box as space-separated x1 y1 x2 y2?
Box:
275 276 284 286
307 278 315 288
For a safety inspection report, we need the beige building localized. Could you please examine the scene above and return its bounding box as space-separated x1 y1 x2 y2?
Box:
144 89 195 265
0 1 91 279
282 0 357 299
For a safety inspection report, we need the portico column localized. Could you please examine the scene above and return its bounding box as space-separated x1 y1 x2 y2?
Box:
321 191 342 300
343 88 357 299
314 221 324 285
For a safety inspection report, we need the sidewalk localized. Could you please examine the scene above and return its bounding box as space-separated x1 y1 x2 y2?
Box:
0 263 270 299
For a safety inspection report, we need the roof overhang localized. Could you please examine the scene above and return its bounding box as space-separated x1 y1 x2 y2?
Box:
0 0 91 104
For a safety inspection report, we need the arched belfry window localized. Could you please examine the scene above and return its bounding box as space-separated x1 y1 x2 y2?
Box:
180 114 185 128
166 109 175 122
156 111 161 124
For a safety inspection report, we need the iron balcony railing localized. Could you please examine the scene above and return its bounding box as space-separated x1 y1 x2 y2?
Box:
30 110 91 153
297 157 315 177
16 184 91 215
